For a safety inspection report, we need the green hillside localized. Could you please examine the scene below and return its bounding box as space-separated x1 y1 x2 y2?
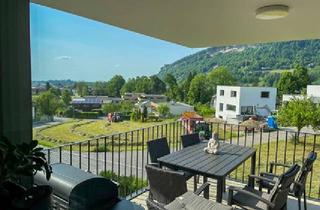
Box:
158 40 320 84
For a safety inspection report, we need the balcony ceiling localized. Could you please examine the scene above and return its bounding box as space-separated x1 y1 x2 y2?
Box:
32 0 320 48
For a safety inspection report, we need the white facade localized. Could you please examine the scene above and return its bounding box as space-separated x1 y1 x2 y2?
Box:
215 86 277 120
282 85 320 104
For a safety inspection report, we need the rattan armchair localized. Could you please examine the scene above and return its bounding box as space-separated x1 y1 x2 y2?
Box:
258 152 317 210
228 164 300 210
145 164 211 210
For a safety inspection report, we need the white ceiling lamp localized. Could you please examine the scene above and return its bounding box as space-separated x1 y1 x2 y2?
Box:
256 5 290 20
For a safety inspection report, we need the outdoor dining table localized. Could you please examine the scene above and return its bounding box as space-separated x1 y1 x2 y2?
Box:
157 141 256 203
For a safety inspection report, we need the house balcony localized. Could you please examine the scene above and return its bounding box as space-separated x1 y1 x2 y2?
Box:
45 121 320 209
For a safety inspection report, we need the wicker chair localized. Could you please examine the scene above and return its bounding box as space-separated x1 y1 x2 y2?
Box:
258 152 317 210
228 164 300 210
181 133 200 148
145 164 211 210
146 137 194 178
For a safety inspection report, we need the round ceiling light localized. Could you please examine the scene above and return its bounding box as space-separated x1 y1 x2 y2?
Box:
256 5 289 20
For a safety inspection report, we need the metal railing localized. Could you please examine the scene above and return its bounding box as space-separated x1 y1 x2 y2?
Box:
45 121 320 200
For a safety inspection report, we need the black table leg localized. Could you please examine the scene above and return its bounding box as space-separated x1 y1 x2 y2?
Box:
216 178 224 203
203 176 209 199
249 152 256 187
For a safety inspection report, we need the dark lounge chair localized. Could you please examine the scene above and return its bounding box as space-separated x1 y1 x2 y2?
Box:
181 133 201 148
228 164 300 210
147 137 197 190
258 152 317 210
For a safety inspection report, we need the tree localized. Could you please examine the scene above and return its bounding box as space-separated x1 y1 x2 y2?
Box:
164 73 179 100
207 66 236 95
310 104 320 132
102 103 119 114
187 74 211 104
36 91 61 120
61 89 72 106
277 72 296 95
93 81 108 95
149 75 166 94
106 75 125 97
157 104 170 118
292 64 309 91
277 97 314 143
121 78 136 94
76 81 88 96
134 76 151 93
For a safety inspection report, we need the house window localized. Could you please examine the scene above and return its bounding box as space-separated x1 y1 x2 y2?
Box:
226 104 236 111
241 106 254 115
220 90 224 96
230 91 237 97
261 91 270 98
219 103 223 111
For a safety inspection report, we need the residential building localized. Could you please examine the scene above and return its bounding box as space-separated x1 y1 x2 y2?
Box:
138 94 167 103
215 86 277 121
71 96 122 111
282 85 320 104
151 101 194 116
121 92 142 102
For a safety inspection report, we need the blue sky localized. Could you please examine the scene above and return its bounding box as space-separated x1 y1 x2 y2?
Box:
30 3 202 81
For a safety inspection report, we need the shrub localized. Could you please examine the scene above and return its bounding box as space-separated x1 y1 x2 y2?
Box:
195 103 215 117
100 170 147 197
75 111 99 119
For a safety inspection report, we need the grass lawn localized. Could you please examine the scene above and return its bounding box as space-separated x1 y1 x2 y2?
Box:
34 118 175 148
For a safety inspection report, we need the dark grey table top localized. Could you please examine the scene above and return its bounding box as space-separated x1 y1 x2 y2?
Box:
158 142 256 179
165 192 233 210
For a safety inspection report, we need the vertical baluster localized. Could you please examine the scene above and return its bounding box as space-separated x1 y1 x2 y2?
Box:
274 130 279 173
69 145 73 166
111 135 114 179
258 128 263 176
79 142 82 169
104 137 107 173
88 141 91 172
59 146 62 163
266 130 271 172
283 131 288 174
308 135 317 197
47 149 51 164
136 130 139 188
242 127 247 182
96 139 99 175
293 132 297 163
141 129 145 189
118 133 121 180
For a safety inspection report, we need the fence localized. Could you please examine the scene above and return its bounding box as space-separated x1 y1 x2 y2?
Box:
45 121 320 200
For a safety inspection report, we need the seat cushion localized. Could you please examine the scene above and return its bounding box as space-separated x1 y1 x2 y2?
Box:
232 186 270 210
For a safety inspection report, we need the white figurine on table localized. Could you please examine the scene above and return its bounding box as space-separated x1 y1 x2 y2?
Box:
204 132 220 154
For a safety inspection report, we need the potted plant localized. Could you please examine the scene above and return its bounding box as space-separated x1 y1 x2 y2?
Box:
0 136 52 209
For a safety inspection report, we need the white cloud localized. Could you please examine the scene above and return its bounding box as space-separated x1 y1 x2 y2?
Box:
54 56 72 60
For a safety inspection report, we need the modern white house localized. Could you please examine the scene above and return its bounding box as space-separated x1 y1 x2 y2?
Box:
215 86 277 121
282 85 320 104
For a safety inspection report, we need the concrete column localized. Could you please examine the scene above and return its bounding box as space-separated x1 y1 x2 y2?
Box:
0 0 32 144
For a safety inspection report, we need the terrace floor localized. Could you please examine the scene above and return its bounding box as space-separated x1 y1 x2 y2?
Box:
131 178 320 210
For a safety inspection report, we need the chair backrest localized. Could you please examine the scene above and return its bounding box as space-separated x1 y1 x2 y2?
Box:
147 137 170 163
292 152 317 196
181 133 200 148
269 164 300 209
145 164 188 205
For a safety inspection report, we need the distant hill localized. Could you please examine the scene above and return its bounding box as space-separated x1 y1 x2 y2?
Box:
158 40 320 83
